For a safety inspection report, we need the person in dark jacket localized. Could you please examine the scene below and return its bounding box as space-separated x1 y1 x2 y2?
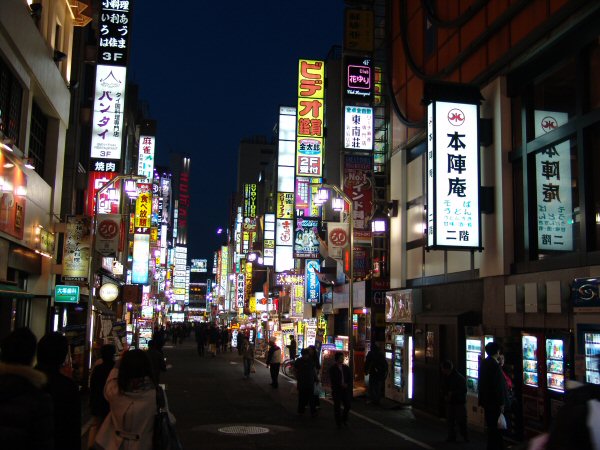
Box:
146 339 167 384
364 343 387 405
88 344 115 449
441 359 468 443
479 341 509 450
286 335 297 360
0 327 54 450
293 348 317 416
328 351 353 429
36 331 81 450
265 339 282 387
195 323 206 357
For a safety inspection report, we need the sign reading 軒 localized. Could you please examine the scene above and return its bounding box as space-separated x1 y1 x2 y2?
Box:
534 110 572 251
427 100 481 249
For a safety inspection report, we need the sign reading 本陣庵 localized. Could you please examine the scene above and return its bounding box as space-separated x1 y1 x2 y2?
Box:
427 101 480 249
344 106 373 151
534 110 573 251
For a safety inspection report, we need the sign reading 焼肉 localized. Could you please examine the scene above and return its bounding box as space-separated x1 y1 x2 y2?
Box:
427 100 481 249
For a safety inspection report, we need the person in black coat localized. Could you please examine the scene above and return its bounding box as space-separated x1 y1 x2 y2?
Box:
88 344 115 449
364 343 388 405
479 341 509 450
328 351 353 429
441 359 468 443
36 331 81 450
286 335 297 360
293 348 317 416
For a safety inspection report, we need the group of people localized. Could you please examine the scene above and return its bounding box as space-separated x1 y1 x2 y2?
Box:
194 323 230 357
0 327 171 450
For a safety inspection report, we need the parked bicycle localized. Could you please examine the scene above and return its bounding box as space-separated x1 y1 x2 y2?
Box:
281 357 297 378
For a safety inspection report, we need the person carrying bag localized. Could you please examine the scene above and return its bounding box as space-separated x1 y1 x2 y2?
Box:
153 385 183 450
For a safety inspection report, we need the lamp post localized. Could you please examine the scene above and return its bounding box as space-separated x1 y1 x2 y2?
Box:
84 174 144 376
315 183 354 381
247 250 272 346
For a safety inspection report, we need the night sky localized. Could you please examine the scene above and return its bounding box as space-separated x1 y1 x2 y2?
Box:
129 2 344 262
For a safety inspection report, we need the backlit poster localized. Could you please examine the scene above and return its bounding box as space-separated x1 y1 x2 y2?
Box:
294 217 320 259
305 259 320 304
344 154 373 231
132 234 150 284
63 215 91 282
534 110 573 251
344 106 373 150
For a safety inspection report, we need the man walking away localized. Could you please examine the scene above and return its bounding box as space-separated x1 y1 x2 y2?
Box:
479 341 509 450
293 349 317 416
329 351 352 429
364 343 387 405
287 335 297 360
195 323 206 357
241 337 254 379
441 359 469 443
266 339 282 388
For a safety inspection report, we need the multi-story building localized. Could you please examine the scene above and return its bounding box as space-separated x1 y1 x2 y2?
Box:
387 0 600 437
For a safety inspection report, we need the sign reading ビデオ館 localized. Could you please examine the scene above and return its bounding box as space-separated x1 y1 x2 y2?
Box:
427 100 480 249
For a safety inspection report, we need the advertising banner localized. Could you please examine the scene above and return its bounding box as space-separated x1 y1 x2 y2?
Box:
344 55 373 100
277 192 294 219
63 215 91 281
132 234 150 284
343 154 373 230
95 214 121 255
86 171 118 217
0 152 26 240
295 177 321 218
190 259 208 272
294 217 320 258
305 259 320 304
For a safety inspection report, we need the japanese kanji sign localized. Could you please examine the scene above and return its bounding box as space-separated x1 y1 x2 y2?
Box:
63 215 91 282
263 213 275 266
98 0 132 66
534 110 572 251
55 285 80 304
427 100 481 249
344 106 373 150
296 137 323 177
236 274 246 308
244 183 257 231
295 177 321 218
134 192 152 230
344 8 374 52
277 192 294 219
345 55 372 100
137 135 155 183
344 154 373 231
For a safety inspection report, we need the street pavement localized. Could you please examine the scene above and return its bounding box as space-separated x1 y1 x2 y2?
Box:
146 339 487 450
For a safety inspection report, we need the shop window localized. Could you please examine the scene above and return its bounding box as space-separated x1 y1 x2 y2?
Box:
0 57 22 145
29 101 47 177
527 58 577 142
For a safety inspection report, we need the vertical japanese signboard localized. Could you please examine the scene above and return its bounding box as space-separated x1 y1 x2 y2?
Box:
427 100 481 249
344 106 373 151
263 213 275 266
243 183 257 232
236 274 245 309
344 8 374 52
305 259 321 304
132 234 149 284
137 135 155 183
534 111 572 251
344 155 373 231
63 216 91 281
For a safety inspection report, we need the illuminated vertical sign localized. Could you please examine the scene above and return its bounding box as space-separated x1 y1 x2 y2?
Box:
427 100 481 249
344 106 373 150
534 110 572 251
236 274 245 308
243 183 257 231
344 55 372 100
305 259 320 304
173 246 187 301
220 245 229 298
132 234 150 284
263 213 275 266
344 155 373 231
137 135 155 183
176 158 191 245
134 191 152 230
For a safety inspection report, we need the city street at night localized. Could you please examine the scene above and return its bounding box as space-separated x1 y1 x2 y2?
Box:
141 340 485 450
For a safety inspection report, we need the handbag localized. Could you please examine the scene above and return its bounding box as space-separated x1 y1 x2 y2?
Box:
153 386 184 450
497 412 508 430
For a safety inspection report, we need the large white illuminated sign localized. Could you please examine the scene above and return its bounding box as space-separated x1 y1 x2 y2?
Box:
427 101 480 249
534 110 572 251
344 106 373 150
137 135 155 182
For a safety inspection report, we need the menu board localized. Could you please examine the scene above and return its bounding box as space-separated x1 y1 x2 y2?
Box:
466 338 481 394
546 338 565 393
523 335 539 387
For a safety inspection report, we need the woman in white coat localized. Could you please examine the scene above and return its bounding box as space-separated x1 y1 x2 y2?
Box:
94 349 156 450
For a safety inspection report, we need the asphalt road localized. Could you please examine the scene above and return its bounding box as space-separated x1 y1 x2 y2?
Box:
158 340 487 450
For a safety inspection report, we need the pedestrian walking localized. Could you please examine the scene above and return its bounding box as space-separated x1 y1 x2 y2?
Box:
0 327 54 450
94 349 157 450
364 343 387 405
35 331 81 450
171 325 178 345
146 339 167 385
328 351 352 429
221 327 230 353
236 330 245 355
293 348 317 416
266 339 282 388
195 323 206 357
286 335 297 360
307 345 322 409
479 341 509 450
208 325 219 357
88 344 116 449
241 337 254 379
441 359 468 443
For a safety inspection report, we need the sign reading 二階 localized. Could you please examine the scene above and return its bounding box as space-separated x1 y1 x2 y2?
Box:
534 110 573 251
55 285 80 303
427 100 481 249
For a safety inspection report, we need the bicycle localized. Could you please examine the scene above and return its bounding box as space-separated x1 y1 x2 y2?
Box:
281 357 297 378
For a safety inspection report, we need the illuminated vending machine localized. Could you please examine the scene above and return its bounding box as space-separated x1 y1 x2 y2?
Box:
384 324 413 403
544 333 571 422
584 331 600 384
465 332 494 428
521 332 547 437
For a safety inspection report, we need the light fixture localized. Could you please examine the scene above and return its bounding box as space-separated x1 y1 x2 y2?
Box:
332 197 344 212
247 253 257 262
3 162 14 169
315 187 329 205
371 209 388 233
124 179 139 198
108 188 119 201
24 158 35 170
14 186 27 196
257 256 264 265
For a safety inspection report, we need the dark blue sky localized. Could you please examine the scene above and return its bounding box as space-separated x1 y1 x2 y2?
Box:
129 2 344 261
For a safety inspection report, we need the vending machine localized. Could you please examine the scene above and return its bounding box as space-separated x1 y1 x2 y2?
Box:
384 324 413 403
465 333 494 428
521 332 547 437
584 331 600 384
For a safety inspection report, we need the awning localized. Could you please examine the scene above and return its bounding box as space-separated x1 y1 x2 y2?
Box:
0 283 34 299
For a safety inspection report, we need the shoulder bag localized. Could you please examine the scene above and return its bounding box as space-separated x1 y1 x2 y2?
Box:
153 386 184 450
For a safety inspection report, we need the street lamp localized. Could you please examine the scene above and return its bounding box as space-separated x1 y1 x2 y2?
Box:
314 183 354 381
85 174 144 374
